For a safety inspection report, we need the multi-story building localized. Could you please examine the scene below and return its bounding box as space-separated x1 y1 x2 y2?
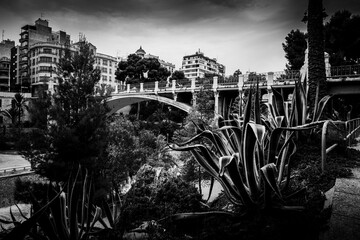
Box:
94 53 119 91
14 18 71 94
28 42 78 95
181 49 226 80
0 39 15 91
135 46 175 74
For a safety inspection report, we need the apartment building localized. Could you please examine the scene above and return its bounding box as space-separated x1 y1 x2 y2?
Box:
94 53 119 91
181 50 226 80
0 39 15 91
13 18 71 94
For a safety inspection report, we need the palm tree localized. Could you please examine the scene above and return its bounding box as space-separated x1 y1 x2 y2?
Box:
307 0 328 118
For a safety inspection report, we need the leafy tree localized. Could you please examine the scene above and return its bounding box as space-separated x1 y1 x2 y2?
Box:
282 29 308 70
24 41 109 184
226 69 242 82
170 70 187 80
105 115 175 190
306 0 328 118
115 54 170 84
28 89 51 129
284 10 360 68
324 10 360 65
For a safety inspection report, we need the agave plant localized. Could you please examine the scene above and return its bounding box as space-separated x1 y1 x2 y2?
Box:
2 166 104 240
172 78 336 211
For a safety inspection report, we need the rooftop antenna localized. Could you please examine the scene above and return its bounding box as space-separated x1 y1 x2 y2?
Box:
1 30 4 42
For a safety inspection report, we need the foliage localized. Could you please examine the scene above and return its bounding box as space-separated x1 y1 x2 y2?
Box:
172 78 333 213
2 167 109 240
115 54 171 84
1 93 29 127
28 90 51 129
23 41 109 186
121 165 203 230
282 29 307 70
170 70 187 80
284 9 360 68
105 115 175 190
324 10 360 66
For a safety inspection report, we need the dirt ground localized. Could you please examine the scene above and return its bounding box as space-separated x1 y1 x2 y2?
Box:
0 152 29 170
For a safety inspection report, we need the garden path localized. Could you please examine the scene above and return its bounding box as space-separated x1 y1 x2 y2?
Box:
323 141 360 240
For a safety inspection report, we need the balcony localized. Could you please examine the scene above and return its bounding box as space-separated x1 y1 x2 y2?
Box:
19 35 29 43
38 51 57 56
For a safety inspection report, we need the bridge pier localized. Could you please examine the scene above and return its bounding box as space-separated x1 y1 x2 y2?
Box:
267 72 274 105
214 91 219 115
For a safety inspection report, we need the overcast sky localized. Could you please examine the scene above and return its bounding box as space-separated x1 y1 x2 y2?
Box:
1 0 359 75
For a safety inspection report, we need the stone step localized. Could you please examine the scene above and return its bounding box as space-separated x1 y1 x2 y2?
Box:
323 168 360 240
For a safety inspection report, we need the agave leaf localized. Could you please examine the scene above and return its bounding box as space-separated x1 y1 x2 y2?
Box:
69 167 81 240
312 95 332 122
89 207 102 230
206 177 215 203
102 199 115 228
225 153 255 207
9 207 20 226
243 123 266 199
3 187 64 240
271 87 285 117
243 88 253 133
276 132 295 184
219 156 232 177
281 140 297 190
254 82 261 124
260 163 282 199
14 203 29 220
294 79 307 126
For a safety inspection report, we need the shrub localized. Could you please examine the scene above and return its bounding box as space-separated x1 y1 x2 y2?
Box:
121 167 203 230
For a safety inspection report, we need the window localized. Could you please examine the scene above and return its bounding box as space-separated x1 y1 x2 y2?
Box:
101 67 107 73
109 68 112 74
102 59 108 66
44 48 52 54
102 75 107 81
109 76 112 82
39 57 52 63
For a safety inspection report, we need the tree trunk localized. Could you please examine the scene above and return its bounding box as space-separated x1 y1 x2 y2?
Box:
307 0 328 119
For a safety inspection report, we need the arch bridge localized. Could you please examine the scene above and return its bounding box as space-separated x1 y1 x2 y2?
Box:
106 64 360 114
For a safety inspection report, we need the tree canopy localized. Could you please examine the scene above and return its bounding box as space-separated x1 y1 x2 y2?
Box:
324 10 360 65
25 41 109 183
283 10 360 68
282 30 308 70
115 54 171 84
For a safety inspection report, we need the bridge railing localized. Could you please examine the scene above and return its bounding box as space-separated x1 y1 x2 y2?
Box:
176 79 192 91
114 64 360 94
129 83 140 92
143 82 156 91
329 64 360 78
321 117 360 173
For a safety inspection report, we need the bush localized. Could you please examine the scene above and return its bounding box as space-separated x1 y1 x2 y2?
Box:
121 166 203 230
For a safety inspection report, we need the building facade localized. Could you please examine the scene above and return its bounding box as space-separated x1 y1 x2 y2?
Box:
14 18 71 93
94 53 119 92
0 39 15 91
28 42 78 95
181 50 225 80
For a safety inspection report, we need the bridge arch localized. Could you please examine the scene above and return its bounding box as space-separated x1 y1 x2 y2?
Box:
106 94 192 114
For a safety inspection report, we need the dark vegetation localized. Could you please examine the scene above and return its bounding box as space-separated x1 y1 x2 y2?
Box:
2 2 360 238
